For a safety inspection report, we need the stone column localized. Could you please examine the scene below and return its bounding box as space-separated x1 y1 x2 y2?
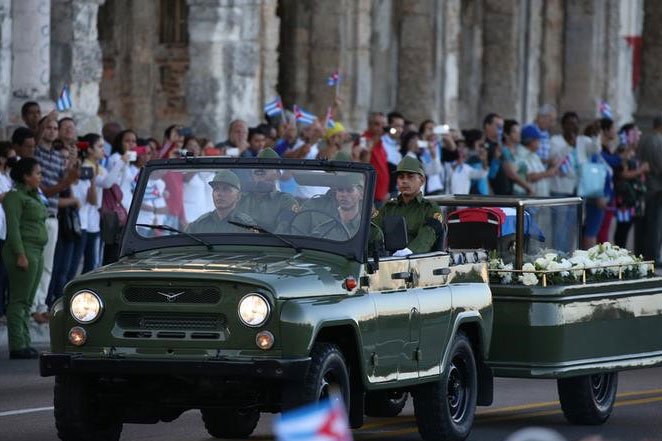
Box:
540 0 564 113
560 0 610 122
0 0 11 129
636 0 659 128
51 0 105 134
457 0 483 128
441 0 461 127
10 0 50 121
480 0 542 123
187 0 277 142
396 0 443 124
370 0 397 115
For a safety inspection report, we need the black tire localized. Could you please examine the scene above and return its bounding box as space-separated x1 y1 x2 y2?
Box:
557 372 618 425
200 408 260 439
54 375 122 441
413 332 477 441
365 390 408 417
283 343 350 412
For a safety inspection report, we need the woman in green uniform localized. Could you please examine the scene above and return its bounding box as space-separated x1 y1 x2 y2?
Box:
3 158 48 359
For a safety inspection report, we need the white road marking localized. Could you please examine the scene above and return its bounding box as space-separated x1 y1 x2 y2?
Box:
0 406 53 417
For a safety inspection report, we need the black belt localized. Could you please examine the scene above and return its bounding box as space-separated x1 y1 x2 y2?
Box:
47 214 57 218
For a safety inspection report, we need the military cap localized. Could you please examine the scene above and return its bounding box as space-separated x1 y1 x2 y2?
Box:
396 156 425 177
257 147 280 159
209 170 241 190
332 151 352 162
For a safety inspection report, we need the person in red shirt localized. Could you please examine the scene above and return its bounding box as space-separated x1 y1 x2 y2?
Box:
357 112 390 205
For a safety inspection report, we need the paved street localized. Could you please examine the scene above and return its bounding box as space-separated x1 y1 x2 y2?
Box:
1 346 661 441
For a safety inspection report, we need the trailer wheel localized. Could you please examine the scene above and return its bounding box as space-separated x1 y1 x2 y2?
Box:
413 332 477 441
557 372 618 425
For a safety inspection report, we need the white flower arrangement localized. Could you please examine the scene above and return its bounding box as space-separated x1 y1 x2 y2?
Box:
488 242 653 286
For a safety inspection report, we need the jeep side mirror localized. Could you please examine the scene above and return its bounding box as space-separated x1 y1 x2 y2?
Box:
383 215 408 253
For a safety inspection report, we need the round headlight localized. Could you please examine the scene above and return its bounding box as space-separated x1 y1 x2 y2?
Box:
70 290 103 324
238 293 270 327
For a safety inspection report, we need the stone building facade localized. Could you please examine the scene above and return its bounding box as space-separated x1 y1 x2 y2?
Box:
0 0 658 140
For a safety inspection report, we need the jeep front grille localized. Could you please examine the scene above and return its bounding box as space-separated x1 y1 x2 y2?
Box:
123 286 221 304
116 312 227 340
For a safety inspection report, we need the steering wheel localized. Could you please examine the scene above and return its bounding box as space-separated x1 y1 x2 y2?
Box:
290 209 351 240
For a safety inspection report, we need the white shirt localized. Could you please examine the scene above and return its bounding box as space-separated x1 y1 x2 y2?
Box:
0 172 12 240
449 162 488 195
382 135 402 165
109 152 138 212
76 159 125 233
514 145 550 197
548 135 598 194
183 171 214 224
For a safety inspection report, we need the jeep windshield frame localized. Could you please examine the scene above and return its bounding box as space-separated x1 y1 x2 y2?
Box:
120 157 376 262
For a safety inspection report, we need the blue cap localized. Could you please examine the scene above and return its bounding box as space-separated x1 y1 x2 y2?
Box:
521 124 543 144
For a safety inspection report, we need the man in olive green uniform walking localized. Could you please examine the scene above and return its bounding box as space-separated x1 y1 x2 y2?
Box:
374 156 443 256
3 158 48 359
238 148 298 231
187 170 255 234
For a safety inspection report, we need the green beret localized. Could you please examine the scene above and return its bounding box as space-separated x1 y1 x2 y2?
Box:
257 147 280 159
209 170 241 190
396 156 425 177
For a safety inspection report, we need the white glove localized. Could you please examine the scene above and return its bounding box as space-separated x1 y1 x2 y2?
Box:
392 247 413 257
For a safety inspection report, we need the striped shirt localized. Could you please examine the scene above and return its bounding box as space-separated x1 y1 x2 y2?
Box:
35 144 67 216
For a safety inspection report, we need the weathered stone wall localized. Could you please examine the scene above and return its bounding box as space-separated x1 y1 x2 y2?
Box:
539 0 564 112
636 0 659 128
457 0 483 128
0 0 11 128
187 0 277 143
51 0 105 134
370 0 397 115
98 0 189 138
10 0 51 121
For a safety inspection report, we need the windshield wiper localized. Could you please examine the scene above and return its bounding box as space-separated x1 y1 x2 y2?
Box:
228 220 301 254
135 223 213 250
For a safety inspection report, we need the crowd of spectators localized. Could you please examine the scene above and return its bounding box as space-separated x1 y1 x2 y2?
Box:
1 98 662 358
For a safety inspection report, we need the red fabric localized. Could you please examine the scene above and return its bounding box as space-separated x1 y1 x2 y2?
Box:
597 209 614 244
448 208 503 234
163 171 185 222
370 140 389 202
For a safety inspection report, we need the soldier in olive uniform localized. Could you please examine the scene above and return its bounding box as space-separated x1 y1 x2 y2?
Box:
299 151 353 216
187 170 256 234
238 148 298 231
3 158 48 359
374 156 443 256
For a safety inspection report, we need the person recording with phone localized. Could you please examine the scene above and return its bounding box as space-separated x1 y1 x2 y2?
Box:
70 134 129 275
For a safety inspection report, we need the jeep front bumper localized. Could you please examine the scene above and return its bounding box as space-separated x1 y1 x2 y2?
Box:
40 352 311 379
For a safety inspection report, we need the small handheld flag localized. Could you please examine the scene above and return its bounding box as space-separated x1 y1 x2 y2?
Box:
56 85 72 111
599 100 612 119
325 106 335 129
264 96 284 118
274 397 352 441
293 105 318 126
327 71 340 87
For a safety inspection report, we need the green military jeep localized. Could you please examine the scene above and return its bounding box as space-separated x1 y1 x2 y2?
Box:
40 158 493 441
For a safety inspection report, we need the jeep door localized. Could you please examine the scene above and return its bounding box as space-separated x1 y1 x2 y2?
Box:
367 258 421 382
406 253 453 377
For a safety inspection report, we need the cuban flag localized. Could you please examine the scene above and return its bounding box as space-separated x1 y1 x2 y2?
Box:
599 100 612 119
274 398 352 441
264 96 284 117
293 105 318 126
559 153 572 175
327 70 340 87
325 106 335 129
56 85 72 111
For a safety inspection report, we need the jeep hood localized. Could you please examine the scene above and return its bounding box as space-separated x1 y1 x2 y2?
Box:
72 249 358 298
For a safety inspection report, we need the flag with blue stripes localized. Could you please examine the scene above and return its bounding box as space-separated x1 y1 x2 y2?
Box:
325 106 335 129
274 397 352 441
327 70 340 87
599 100 612 119
56 85 72 111
264 96 284 117
293 105 317 126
